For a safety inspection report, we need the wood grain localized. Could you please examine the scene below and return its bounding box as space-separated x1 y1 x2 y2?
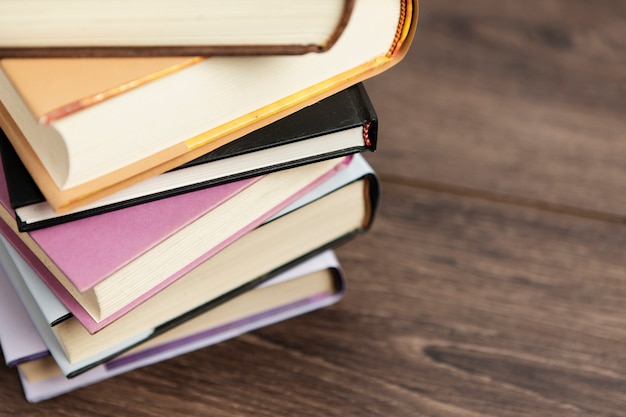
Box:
3 0 626 415
364 0 626 217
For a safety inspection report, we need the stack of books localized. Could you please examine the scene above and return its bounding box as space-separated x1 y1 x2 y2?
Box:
0 0 418 402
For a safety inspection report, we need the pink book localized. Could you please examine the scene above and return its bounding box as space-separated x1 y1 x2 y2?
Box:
0 156 349 333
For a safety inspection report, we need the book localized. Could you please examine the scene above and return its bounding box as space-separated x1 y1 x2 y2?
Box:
1 83 378 232
2 153 374 331
10 154 375 331
0 156 349 332
0 0 417 213
0 250 345 403
0 250 341 366
0 0 355 57
0 155 378 377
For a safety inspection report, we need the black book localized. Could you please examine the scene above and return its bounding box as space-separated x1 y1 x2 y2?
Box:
0 83 377 231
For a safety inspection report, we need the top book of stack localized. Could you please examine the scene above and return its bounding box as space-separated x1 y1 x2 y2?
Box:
0 0 356 57
0 0 417 214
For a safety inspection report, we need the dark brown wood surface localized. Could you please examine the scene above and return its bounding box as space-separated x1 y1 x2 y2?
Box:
2 1 626 415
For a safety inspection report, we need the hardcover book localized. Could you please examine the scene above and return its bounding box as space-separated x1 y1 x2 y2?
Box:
0 156 349 332
0 83 378 231
0 0 417 213
0 0 355 57
0 155 378 377
0 250 345 403
9 154 375 331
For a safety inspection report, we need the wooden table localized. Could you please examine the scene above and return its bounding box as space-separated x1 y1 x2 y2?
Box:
3 1 626 415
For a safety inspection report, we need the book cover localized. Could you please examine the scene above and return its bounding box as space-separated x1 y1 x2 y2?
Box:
1 83 378 231
0 0 355 57
0 156 349 332
0 250 345 403
0 156 377 377
0 0 416 214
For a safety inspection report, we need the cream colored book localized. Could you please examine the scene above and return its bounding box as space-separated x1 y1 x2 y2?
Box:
0 0 355 57
0 0 417 213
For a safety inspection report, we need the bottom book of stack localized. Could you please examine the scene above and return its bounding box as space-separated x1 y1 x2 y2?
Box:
0 250 344 403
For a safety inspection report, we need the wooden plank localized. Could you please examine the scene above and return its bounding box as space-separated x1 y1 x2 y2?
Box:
364 0 626 216
4 182 626 416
